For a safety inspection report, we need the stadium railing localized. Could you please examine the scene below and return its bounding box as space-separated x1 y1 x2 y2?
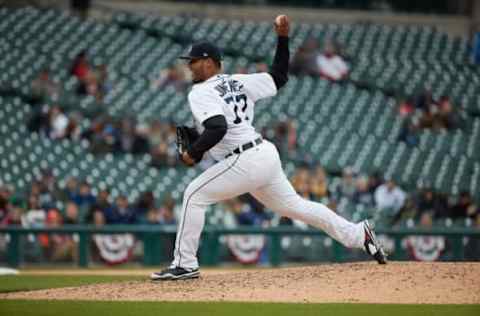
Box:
1 225 479 268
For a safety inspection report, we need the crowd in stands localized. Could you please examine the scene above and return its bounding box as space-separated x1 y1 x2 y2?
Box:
28 104 83 140
0 169 177 262
30 69 61 106
290 38 350 82
150 63 190 92
4 163 475 231
261 119 297 159
286 164 478 226
398 87 462 146
71 51 111 103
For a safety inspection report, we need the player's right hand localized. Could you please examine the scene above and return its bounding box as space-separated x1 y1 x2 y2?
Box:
274 14 289 37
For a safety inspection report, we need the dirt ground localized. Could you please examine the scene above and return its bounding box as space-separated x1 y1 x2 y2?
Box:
2 262 480 304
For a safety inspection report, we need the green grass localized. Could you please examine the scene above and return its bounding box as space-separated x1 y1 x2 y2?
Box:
0 275 143 293
0 301 478 316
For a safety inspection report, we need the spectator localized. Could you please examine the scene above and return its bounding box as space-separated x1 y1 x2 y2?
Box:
290 38 319 76
27 103 50 133
1 188 23 227
368 171 383 195
374 178 407 219
36 169 63 208
149 121 177 168
93 208 105 227
239 193 266 215
148 120 170 167
334 167 357 201
20 194 46 252
0 185 13 224
81 116 118 154
92 64 111 101
353 175 374 207
418 107 436 129
103 195 137 224
413 187 448 220
309 166 329 201
157 195 176 225
71 51 90 85
226 197 266 226
63 201 80 224
47 105 69 140
151 63 189 92
398 118 419 147
71 181 96 219
60 177 78 202
92 189 112 212
316 40 349 82
116 118 149 154
435 95 459 130
2 201 23 226
398 98 415 117
31 69 60 105
448 191 478 219
64 111 82 140
414 87 434 111
254 61 268 73
136 191 156 218
41 207 77 262
25 194 44 216
291 166 312 200
268 120 297 158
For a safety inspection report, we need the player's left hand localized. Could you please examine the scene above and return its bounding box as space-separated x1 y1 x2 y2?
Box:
274 14 289 37
181 151 196 166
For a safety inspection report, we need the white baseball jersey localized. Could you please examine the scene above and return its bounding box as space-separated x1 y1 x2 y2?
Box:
188 73 277 161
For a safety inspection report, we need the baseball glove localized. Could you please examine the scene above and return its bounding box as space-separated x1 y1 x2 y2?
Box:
176 125 199 161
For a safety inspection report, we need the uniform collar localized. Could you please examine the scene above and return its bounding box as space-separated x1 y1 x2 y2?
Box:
193 74 225 87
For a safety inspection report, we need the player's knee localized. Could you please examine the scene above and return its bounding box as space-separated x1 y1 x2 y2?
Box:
275 194 306 215
183 182 207 206
183 183 197 203
284 194 307 210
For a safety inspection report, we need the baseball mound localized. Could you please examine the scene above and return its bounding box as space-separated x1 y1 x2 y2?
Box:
2 262 480 304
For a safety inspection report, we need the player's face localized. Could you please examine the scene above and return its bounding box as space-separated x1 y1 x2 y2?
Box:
188 58 207 83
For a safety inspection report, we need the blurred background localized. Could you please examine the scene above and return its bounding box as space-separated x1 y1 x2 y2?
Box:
0 0 479 269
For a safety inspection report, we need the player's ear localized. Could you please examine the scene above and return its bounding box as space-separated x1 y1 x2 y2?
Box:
207 58 221 70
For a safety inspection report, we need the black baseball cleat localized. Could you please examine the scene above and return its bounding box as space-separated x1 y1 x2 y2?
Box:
150 266 200 281
363 220 387 264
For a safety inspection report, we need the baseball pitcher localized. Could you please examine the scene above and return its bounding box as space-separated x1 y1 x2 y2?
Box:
151 15 386 281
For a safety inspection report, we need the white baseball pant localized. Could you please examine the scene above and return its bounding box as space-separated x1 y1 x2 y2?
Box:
171 140 365 269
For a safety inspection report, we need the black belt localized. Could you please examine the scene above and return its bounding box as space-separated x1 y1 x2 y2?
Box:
225 137 263 158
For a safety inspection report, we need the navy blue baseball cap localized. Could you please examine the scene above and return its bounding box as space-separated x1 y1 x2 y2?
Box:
179 41 222 62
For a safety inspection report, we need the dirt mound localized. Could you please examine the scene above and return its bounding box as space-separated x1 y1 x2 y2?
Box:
2 262 479 304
